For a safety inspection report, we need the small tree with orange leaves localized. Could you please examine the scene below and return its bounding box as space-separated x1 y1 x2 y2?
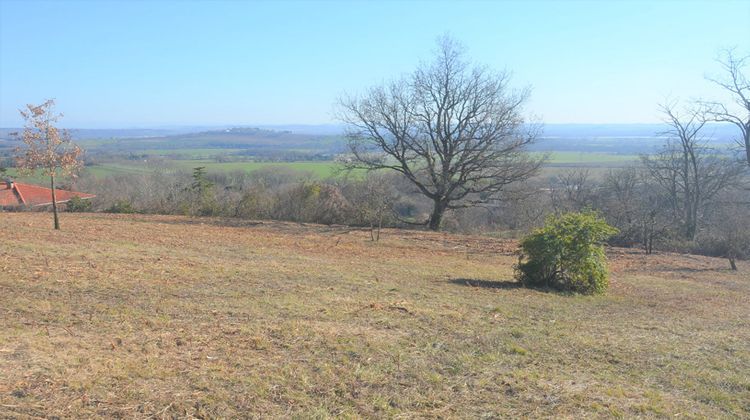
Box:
13 99 83 230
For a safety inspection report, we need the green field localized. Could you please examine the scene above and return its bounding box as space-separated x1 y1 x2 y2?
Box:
3 151 639 185
170 160 343 177
2 168 51 185
538 151 638 164
4 161 345 182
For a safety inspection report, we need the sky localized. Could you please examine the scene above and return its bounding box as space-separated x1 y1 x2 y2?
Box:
0 0 748 127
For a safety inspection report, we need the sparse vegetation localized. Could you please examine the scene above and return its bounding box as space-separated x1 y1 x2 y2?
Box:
1 213 748 417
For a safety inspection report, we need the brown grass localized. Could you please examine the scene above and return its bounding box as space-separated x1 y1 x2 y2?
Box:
1 213 748 418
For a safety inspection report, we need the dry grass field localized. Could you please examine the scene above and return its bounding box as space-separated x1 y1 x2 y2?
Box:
1 213 748 418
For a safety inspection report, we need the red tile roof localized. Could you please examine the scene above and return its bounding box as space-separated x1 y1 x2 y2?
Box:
0 180 95 208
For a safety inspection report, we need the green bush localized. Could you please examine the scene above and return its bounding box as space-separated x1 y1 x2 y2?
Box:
516 211 618 294
65 196 92 212
106 200 136 214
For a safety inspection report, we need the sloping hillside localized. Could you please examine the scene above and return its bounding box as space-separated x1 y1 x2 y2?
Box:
0 213 748 418
87 127 345 154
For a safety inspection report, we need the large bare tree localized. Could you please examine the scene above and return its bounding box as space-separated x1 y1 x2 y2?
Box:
642 102 745 240
338 37 542 230
13 99 83 230
704 49 750 165
706 192 750 271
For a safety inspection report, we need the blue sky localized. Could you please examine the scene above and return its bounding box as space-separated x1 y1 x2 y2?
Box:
1 0 748 127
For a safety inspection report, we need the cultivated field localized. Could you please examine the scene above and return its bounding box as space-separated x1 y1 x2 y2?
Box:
4 150 638 185
2 161 342 183
1 213 748 418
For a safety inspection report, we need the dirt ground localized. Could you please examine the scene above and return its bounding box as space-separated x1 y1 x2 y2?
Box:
1 213 748 418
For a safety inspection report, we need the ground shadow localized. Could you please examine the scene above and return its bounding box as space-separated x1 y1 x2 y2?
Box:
125 215 359 234
156 217 265 229
448 278 522 290
645 266 728 273
448 278 566 295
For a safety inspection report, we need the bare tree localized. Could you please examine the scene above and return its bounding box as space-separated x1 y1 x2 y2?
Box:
704 194 750 271
704 49 750 165
343 173 395 241
338 36 543 231
550 169 594 213
642 102 745 240
13 99 83 230
601 168 642 245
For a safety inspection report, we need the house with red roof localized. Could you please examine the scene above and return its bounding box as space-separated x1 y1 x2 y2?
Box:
0 179 95 209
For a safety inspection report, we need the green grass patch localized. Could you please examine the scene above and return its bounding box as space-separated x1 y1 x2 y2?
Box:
537 151 639 164
169 160 344 177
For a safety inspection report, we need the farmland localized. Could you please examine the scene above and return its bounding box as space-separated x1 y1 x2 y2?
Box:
3 151 638 185
0 125 652 185
1 213 748 418
2 160 343 183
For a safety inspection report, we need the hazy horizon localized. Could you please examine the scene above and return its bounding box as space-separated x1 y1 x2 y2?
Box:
2 122 742 144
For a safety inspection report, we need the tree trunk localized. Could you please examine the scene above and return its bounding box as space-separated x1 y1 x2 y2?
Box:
428 200 447 231
684 193 697 240
50 174 60 230
729 257 737 271
685 221 696 241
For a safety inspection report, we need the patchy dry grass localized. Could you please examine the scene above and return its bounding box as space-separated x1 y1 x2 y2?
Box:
1 213 748 418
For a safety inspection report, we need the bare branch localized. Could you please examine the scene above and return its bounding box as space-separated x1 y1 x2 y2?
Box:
704 48 750 165
12 99 84 229
336 36 543 230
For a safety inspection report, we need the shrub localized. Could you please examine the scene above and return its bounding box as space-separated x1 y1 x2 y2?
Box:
234 186 276 219
106 200 136 214
516 211 618 294
65 196 92 212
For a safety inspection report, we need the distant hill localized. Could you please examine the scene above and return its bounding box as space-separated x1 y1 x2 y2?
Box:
81 127 346 158
0 127 212 141
257 124 347 136
2 123 743 157
532 123 740 154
